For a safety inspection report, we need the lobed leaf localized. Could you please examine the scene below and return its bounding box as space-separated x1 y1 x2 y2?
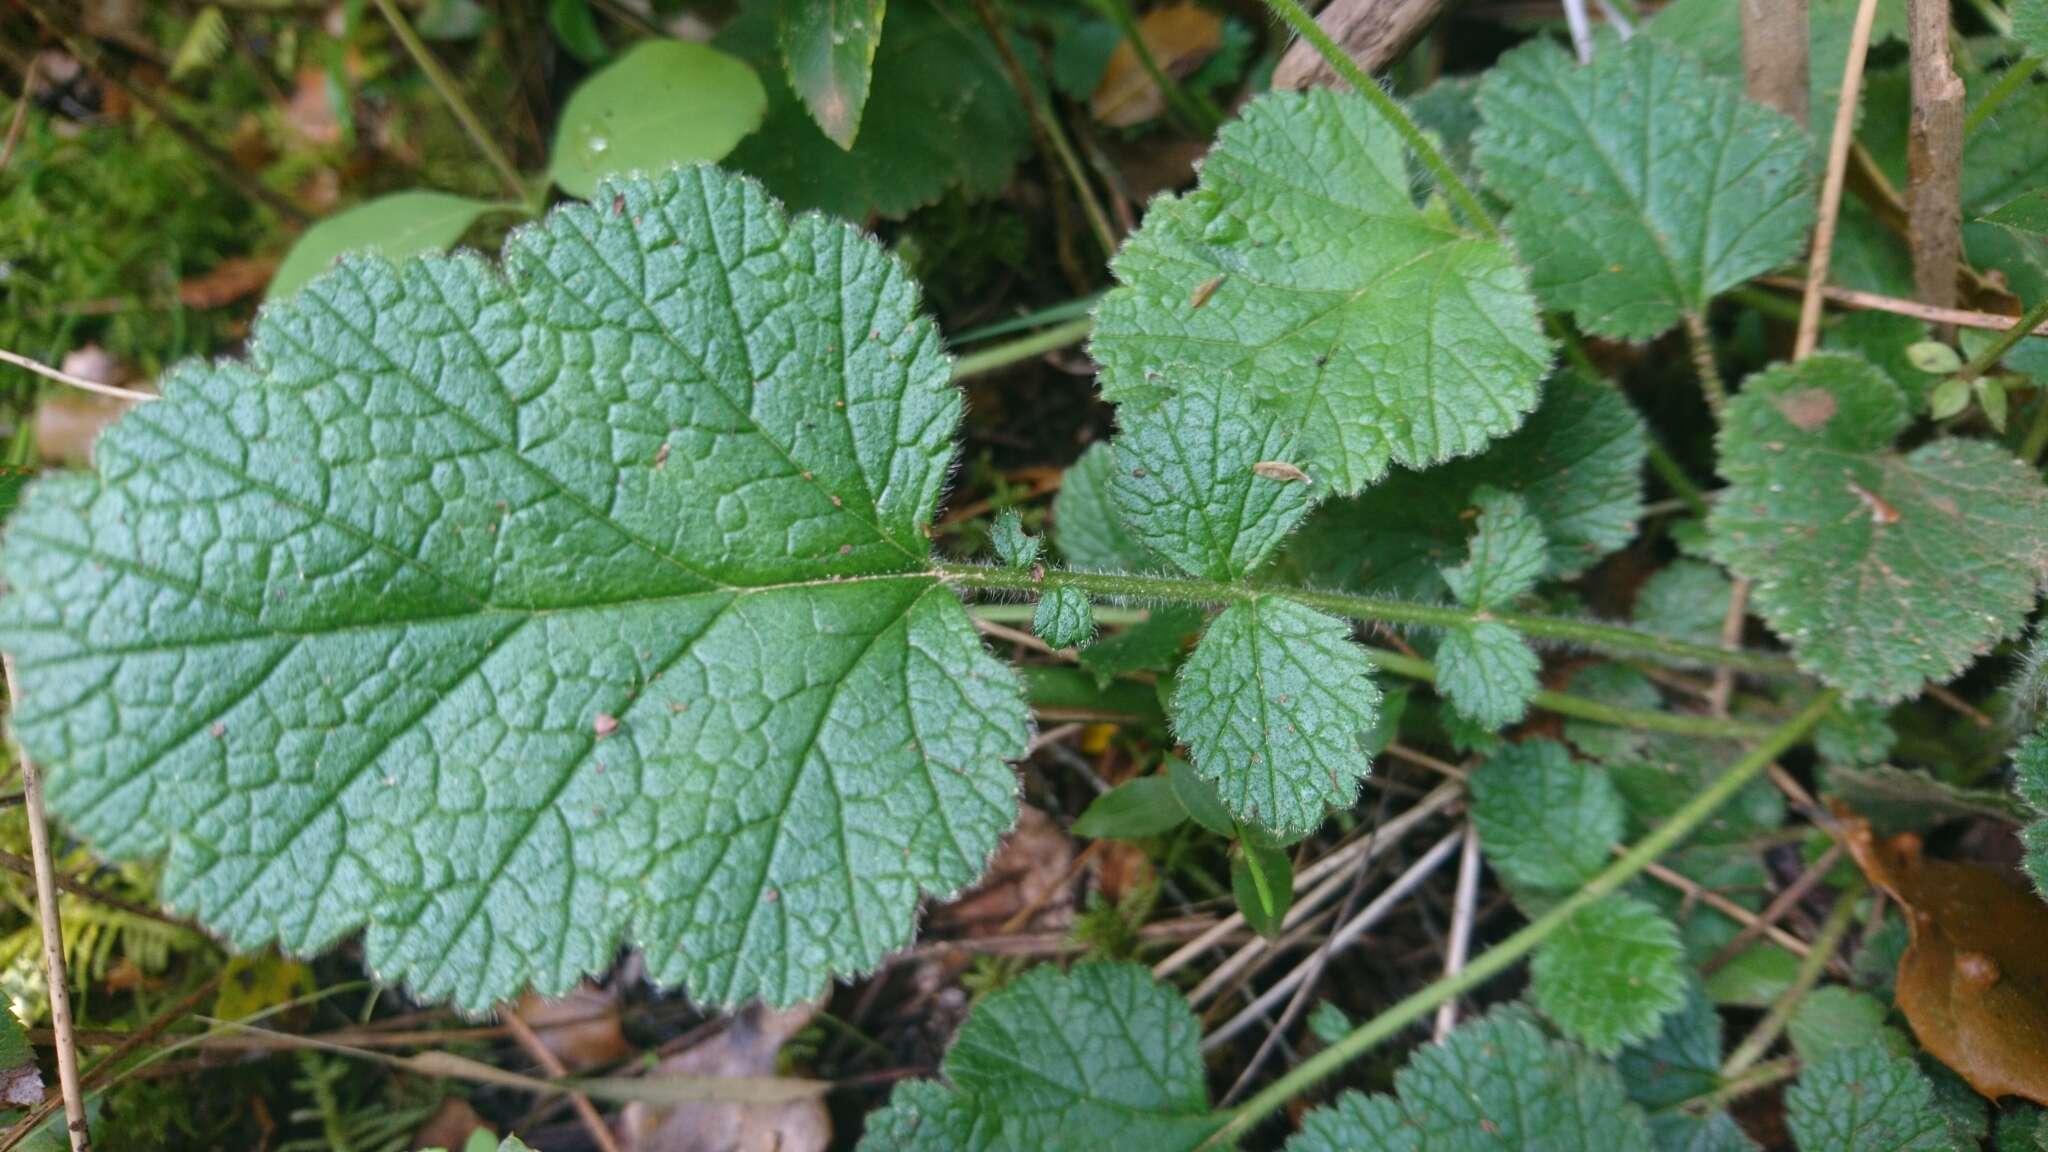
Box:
1435 621 1540 732
1286 371 1645 598
1441 487 1546 610
0 167 1030 1012
1705 354 2048 702
1530 893 1688 1054
860 963 1217 1151
1171 598 1380 835
1107 371 1312 581
1093 88 1552 494
1474 34 1813 341
1285 1006 1656 1151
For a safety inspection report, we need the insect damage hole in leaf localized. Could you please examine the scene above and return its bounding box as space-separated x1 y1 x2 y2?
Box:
0 165 1029 1013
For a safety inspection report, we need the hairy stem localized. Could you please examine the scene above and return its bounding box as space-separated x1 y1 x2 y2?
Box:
936 562 1800 676
1205 690 1839 1147
1257 0 1497 236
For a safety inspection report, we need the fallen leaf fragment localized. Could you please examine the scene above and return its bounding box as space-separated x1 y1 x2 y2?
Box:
1090 3 1222 127
1838 805 2048 1104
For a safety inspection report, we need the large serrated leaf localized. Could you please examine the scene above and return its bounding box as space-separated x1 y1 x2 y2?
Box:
1474 34 1813 341
1093 88 1552 494
1284 1006 1656 1151
1286 371 1646 598
0 166 1029 1012
1171 598 1380 835
1705 354 2048 702
720 0 1030 220
2015 731 2048 901
860 963 1217 1151
1053 443 1164 573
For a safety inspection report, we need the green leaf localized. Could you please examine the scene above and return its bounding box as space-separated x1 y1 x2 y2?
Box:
1079 604 1204 686
1611 738 1784 848
1928 376 1972 421
1986 188 2048 238
0 167 1029 1012
721 0 1032 220
0 1002 38 1108
1286 371 1646 598
779 0 886 149
1814 700 1897 767
1470 739 1625 892
1073 776 1186 840
861 963 1218 1151
1092 88 1552 494
1232 832 1293 938
1531 893 1687 1054
1633 559 1734 649
1474 34 1813 341
2020 0 2048 56
1905 342 1964 375
268 192 496 302
1784 1047 1957 1152
547 0 609 64
1108 372 1312 581
1563 663 1664 763
2012 730 2048 900
1705 353 2048 701
1171 598 1381 835
1284 1006 1656 1152
1054 443 1163 573
1033 585 1094 650
1825 311 1940 407
1617 978 1721 1110
1435 620 1540 731
1442 487 1546 609
1789 986 1909 1064
1167 754 1235 838
989 508 1039 569
549 41 767 199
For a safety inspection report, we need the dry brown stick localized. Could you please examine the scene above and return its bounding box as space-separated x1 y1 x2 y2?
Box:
1273 0 1449 90
1702 842 1844 975
500 1007 622 1152
1708 579 1751 717
1794 0 1886 359
0 56 35 175
1759 276 2048 333
1907 0 1966 320
1432 827 1483 1040
1743 0 1810 124
1638 856 1852 976
3 656 87 1152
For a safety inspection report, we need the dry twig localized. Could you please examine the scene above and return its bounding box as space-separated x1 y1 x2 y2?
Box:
1794 0 1887 359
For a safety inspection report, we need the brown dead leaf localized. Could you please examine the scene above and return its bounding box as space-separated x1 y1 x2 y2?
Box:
413 1098 492 1151
618 1004 829 1152
1091 3 1223 128
929 804 1076 935
514 981 630 1071
1838 805 2048 1104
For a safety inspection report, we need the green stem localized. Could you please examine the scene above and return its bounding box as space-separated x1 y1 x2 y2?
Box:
951 317 1095 380
1256 0 1497 236
1648 442 1712 518
1964 54 2041 139
1670 1056 1799 1116
1721 884 1863 1077
370 0 528 205
1206 690 1838 1147
937 563 1799 676
1959 293 2048 382
1363 648 1782 739
1685 311 1728 418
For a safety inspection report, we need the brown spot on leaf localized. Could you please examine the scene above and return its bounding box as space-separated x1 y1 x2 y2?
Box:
593 713 619 738
1777 387 1838 431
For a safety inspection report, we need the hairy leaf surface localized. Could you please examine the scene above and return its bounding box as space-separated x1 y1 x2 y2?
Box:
1286 372 1645 598
1172 598 1380 835
1705 354 2048 701
1470 739 1624 892
1093 88 1551 493
1531 894 1688 1054
861 963 1216 1151
1474 35 1813 341
1285 1006 1656 1151
1785 1048 1956 1152
0 167 1030 1012
1436 621 1540 731
1053 443 1163 573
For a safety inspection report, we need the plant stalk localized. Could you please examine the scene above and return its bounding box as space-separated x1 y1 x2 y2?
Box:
1959 292 2048 382
1721 883 1864 1077
1203 690 1839 1147
1257 0 1498 236
951 317 1095 380
936 562 1800 676
370 0 529 205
